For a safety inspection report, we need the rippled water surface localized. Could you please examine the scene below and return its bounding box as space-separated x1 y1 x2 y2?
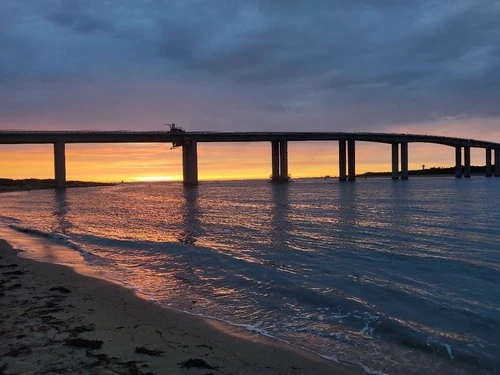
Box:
1 177 499 374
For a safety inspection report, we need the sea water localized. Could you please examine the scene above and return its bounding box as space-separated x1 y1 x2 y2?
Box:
0 177 499 374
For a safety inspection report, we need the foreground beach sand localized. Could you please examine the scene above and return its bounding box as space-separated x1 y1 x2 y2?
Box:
0 239 362 375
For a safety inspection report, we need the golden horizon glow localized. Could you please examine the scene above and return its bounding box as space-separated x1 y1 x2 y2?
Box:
0 141 490 182
131 175 181 182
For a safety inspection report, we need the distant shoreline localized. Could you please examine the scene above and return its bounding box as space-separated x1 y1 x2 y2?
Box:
310 165 490 180
1 166 492 190
0 178 115 192
356 165 489 178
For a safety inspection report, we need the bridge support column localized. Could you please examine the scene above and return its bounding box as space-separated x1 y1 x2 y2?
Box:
338 140 347 182
455 146 462 178
279 140 289 181
464 146 471 178
401 142 409 180
271 141 280 181
486 148 492 177
182 141 198 185
270 140 289 182
391 143 399 180
495 149 500 177
54 142 66 190
347 140 356 182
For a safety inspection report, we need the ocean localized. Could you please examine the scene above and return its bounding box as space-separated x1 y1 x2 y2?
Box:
0 177 499 374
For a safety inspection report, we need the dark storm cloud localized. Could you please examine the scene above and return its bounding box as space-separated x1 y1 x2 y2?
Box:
1 0 500 131
48 6 112 34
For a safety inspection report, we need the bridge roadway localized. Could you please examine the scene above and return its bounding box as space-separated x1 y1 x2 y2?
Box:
1 130 500 188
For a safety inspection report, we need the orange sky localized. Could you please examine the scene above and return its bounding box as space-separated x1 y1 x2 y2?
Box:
2 1 500 184
0 141 489 182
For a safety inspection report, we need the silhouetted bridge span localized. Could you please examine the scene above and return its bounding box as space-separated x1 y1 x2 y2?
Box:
1 131 499 188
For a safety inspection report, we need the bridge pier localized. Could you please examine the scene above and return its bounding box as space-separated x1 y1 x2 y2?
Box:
391 143 408 179
338 140 356 182
182 140 198 185
486 148 492 177
54 142 66 190
280 140 289 181
495 149 500 177
464 146 471 178
270 140 289 182
391 143 399 179
271 141 280 181
347 140 356 182
455 146 462 178
338 140 347 181
401 142 409 180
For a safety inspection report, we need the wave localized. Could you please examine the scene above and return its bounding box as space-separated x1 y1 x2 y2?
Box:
5 224 105 268
0 215 22 225
9 224 80 249
374 315 499 373
18 225 494 373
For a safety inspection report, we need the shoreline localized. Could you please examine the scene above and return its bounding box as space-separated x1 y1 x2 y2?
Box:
0 178 115 193
0 239 362 374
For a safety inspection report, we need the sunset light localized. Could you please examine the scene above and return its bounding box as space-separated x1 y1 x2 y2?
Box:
132 175 181 182
1 2 499 374
0 140 490 183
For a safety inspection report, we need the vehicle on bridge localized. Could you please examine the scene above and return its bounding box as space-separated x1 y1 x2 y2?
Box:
165 123 185 133
165 123 186 149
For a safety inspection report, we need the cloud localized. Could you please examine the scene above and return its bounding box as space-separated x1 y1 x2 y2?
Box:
0 0 499 135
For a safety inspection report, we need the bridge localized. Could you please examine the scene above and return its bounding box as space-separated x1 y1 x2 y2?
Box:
1 130 500 188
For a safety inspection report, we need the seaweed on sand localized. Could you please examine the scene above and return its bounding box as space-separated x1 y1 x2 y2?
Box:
177 358 218 370
64 338 103 349
49 286 72 294
135 347 164 356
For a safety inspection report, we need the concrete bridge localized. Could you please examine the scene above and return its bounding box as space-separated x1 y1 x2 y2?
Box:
1 130 500 188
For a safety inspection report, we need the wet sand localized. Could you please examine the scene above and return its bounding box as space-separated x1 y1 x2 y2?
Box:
0 239 362 374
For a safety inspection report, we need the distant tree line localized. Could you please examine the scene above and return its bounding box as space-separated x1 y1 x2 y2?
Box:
358 165 490 177
0 178 114 192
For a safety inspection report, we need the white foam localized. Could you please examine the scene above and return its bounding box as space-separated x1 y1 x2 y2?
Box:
359 364 390 375
8 224 81 251
6 224 95 261
244 325 271 336
443 343 454 360
360 324 374 337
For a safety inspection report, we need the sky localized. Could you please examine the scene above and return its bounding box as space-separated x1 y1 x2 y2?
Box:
1 0 500 181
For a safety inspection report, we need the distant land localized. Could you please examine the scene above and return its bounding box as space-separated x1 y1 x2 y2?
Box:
0 178 115 192
1 165 494 191
357 165 489 178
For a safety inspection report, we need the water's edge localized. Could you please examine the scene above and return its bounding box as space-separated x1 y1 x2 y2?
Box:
0 224 369 373
0 179 498 375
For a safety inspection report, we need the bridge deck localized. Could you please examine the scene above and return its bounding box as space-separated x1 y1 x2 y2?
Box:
0 131 499 148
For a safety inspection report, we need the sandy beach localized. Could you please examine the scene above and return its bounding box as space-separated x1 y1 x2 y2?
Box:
0 239 362 375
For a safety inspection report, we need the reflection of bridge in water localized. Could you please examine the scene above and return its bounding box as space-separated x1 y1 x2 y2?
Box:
1 131 500 188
